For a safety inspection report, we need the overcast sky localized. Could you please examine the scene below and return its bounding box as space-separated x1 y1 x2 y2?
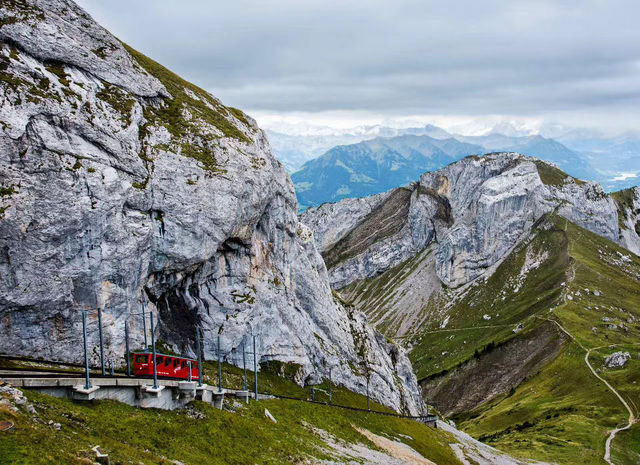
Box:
75 0 640 133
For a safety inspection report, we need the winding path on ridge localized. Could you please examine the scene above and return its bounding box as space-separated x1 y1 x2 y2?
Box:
547 217 637 464
540 316 637 465
585 346 636 465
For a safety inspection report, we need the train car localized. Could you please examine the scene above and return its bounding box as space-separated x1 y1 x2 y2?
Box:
132 352 200 380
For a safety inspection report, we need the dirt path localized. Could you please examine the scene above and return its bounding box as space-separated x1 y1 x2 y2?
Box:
540 316 637 465
399 324 513 336
583 347 636 465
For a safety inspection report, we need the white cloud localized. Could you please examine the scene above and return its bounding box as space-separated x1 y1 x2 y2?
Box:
76 0 640 132
611 173 638 182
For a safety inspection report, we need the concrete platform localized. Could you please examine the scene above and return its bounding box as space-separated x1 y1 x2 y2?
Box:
23 378 64 387
0 374 263 412
72 385 100 401
234 390 250 403
142 385 165 396
116 378 142 387
59 378 85 387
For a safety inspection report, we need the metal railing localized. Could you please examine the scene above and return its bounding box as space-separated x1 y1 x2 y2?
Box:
44 306 437 425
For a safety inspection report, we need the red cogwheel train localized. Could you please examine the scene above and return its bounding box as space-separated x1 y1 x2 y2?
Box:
132 352 200 380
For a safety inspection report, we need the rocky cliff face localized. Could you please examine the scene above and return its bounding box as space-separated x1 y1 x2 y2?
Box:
301 153 637 291
613 186 640 256
0 0 422 414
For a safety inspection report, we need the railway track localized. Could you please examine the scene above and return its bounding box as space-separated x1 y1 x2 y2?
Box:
0 354 130 378
0 370 128 379
0 355 437 424
0 354 105 370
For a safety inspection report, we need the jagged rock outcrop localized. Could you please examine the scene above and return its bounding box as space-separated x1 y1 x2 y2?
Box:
613 186 640 256
302 153 636 290
0 0 422 414
604 351 630 368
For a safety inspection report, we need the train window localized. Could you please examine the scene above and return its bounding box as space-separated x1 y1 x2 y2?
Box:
181 361 186 368
165 357 173 366
134 354 148 363
156 356 163 365
174 359 180 368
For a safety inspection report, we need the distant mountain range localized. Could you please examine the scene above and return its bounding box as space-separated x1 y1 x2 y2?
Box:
277 123 640 209
291 135 484 209
266 124 452 172
457 133 597 181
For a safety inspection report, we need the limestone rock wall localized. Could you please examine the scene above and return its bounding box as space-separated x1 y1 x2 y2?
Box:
302 153 632 289
0 0 422 414
617 187 640 256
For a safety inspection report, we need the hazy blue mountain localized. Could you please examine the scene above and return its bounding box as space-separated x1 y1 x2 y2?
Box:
292 135 484 209
267 130 369 172
282 123 639 207
458 134 599 181
553 131 640 191
268 124 452 172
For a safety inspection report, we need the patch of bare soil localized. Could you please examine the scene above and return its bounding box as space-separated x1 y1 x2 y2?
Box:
307 423 435 465
354 427 436 465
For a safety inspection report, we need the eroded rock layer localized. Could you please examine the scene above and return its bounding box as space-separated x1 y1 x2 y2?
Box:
302 153 638 291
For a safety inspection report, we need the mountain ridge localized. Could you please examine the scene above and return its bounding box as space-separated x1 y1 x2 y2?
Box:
300 154 640 463
301 153 637 290
292 134 486 209
291 131 608 209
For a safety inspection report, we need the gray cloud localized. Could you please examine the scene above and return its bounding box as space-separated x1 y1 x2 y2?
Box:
75 0 640 126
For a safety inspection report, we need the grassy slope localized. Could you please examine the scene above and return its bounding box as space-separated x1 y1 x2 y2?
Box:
456 343 624 464
203 360 398 412
350 214 569 381
454 217 640 464
340 246 435 336
0 366 460 465
411 215 567 379
344 213 640 464
588 344 640 464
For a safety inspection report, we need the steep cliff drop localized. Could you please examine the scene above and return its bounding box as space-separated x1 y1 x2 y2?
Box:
0 0 422 414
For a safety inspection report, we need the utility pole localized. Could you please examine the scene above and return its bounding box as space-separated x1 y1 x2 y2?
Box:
82 311 91 390
242 340 247 391
196 329 203 387
125 323 131 376
142 301 147 348
98 307 105 376
150 312 158 390
253 334 258 401
217 334 222 393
